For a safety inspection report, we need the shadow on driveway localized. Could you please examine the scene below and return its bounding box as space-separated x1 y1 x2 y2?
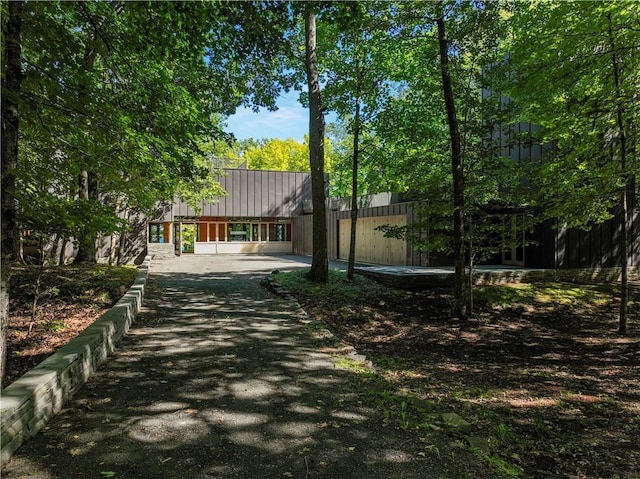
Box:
3 255 461 479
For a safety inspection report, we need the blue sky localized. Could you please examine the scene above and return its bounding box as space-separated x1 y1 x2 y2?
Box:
225 89 308 143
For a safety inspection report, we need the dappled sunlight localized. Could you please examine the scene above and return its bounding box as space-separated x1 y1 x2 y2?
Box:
4 255 450 479
128 413 209 445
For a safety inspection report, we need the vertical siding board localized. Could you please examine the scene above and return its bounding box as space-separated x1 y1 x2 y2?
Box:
601 220 612 267
221 174 229 217
269 172 277 217
591 224 601 267
239 169 249 217
254 171 262 217
284 172 291 217
611 213 621 267
579 229 590 268
276 172 284 217
232 170 240 217
262 171 269 217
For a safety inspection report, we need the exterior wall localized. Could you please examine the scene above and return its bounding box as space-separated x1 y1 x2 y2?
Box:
528 200 640 269
156 169 312 221
296 202 427 266
338 215 406 265
196 242 292 254
484 88 639 270
146 169 311 256
293 214 314 257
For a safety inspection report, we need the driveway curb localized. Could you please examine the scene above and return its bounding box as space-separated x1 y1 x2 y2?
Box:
0 256 151 466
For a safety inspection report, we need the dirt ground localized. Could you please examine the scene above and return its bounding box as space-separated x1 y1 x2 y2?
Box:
4 261 639 478
5 264 137 386
275 271 640 479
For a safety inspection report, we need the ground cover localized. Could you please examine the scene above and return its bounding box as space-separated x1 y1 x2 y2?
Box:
273 269 640 479
5 264 137 386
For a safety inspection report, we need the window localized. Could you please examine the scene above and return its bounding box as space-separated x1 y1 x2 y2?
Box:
267 223 291 242
228 223 250 241
149 223 164 243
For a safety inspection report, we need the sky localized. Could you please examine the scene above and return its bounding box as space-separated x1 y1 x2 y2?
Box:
224 89 309 143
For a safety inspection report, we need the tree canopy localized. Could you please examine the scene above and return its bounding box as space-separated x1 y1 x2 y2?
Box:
2 1 638 386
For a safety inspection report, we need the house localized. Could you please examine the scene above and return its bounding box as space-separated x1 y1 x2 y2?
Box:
146 168 313 259
139 165 637 271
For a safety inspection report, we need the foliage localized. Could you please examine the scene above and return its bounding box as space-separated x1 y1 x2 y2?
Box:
10 0 294 259
504 0 639 226
504 0 639 332
242 137 309 172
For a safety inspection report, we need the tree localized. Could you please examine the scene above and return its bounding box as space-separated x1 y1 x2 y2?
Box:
304 5 329 283
0 0 296 386
436 4 467 320
1 0 24 389
371 1 512 320
243 138 310 172
321 2 396 280
506 1 639 334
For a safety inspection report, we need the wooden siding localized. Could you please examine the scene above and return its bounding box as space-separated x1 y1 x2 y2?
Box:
293 214 314 257
338 215 406 265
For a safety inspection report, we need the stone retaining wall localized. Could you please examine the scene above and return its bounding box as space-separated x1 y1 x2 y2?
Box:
147 243 175 259
0 256 152 466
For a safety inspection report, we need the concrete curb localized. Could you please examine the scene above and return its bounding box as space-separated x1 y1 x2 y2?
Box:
0 256 152 466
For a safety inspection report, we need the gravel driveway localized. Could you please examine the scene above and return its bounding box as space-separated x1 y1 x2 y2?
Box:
3 255 438 479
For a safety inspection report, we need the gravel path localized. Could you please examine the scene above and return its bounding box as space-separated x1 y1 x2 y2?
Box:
3 255 434 479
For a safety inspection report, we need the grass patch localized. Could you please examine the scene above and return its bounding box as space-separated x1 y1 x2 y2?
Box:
274 269 365 301
473 282 613 309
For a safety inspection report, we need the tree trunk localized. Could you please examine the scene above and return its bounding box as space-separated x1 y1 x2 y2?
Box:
304 7 328 283
1 0 23 389
74 16 102 264
436 11 467 321
347 71 362 281
109 234 117 266
117 208 130 266
58 236 68 266
75 171 93 262
608 14 629 335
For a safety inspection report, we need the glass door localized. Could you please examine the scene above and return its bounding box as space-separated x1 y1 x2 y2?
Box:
181 224 195 253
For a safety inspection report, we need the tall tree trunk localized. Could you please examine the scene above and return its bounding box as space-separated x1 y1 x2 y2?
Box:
304 7 328 283
608 14 630 335
75 171 98 263
74 15 101 264
1 0 24 389
347 70 363 281
109 234 117 266
116 208 130 266
436 10 467 321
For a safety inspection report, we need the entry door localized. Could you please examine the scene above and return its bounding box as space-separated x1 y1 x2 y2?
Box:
181 224 196 254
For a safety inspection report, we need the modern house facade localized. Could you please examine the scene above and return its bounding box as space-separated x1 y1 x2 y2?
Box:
146 168 313 259
138 166 638 271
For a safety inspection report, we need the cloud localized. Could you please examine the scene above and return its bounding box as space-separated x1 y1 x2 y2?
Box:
226 90 308 142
